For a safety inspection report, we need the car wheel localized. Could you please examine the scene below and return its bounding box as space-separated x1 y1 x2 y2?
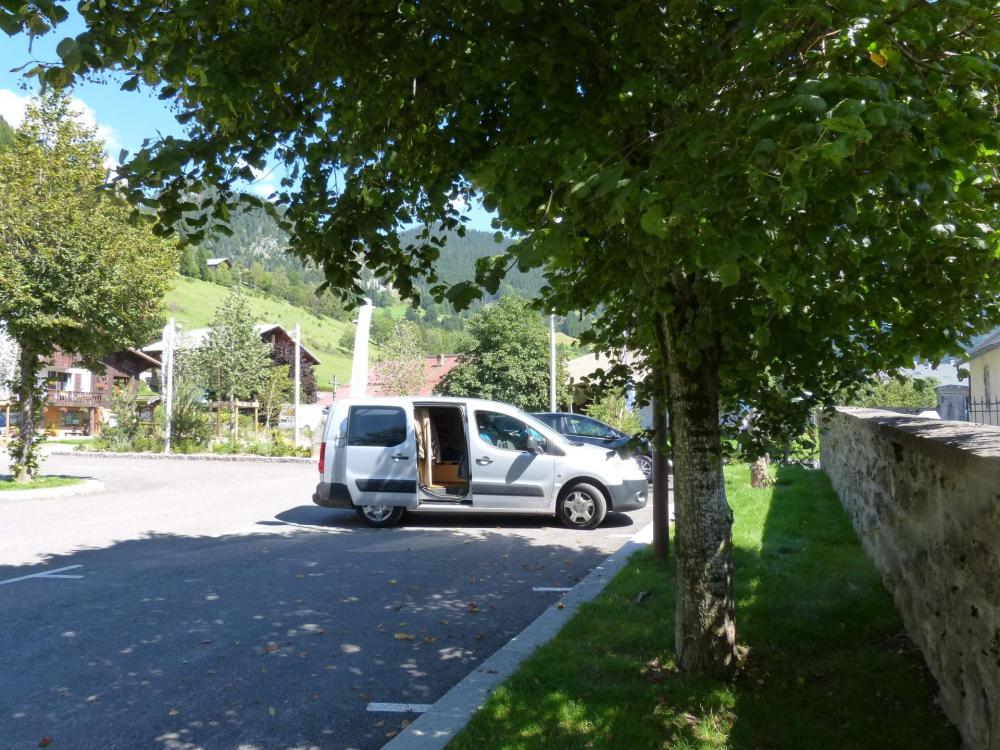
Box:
557 482 608 530
356 504 406 528
634 454 653 483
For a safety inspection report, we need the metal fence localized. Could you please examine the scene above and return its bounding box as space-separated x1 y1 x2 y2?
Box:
968 397 1000 427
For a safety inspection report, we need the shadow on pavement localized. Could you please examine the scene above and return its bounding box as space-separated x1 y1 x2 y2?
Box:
0 513 623 750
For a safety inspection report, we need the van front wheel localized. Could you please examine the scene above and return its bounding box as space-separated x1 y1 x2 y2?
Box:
557 483 607 530
356 504 406 528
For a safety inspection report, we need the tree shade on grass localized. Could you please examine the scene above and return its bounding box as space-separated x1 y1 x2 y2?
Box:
450 465 958 750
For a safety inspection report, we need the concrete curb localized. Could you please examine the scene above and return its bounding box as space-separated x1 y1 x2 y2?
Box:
0 478 106 501
383 521 654 750
64 451 314 464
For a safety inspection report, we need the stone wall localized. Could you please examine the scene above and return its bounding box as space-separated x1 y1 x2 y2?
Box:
821 408 1000 750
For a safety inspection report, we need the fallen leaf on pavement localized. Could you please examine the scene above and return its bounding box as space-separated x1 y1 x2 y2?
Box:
394 633 416 641
385 730 398 739
38 738 52 748
556 602 565 609
268 706 276 717
401 719 411 728
86 695 99 703
422 636 436 643
168 709 179 716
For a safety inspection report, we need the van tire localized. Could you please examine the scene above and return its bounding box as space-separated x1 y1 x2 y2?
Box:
356 505 406 528
557 482 607 530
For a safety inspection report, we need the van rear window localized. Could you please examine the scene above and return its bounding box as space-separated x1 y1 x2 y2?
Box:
347 406 407 447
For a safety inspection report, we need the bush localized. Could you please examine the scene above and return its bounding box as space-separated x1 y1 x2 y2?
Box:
586 390 643 434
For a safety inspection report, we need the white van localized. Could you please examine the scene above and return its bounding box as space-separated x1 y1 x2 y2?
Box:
313 396 648 529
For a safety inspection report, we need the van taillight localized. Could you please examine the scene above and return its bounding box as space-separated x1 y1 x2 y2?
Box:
318 442 326 474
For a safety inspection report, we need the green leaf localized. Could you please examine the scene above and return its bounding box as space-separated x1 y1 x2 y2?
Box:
55 37 81 68
640 206 667 238
719 263 740 287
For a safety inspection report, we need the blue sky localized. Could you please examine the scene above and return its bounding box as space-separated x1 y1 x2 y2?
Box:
0 20 495 229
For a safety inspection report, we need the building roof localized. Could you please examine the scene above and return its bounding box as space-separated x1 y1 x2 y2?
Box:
205 257 232 268
969 326 1000 359
334 354 461 399
143 323 321 365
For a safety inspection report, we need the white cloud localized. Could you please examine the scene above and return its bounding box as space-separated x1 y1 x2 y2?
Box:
0 88 28 128
249 181 277 198
0 88 122 158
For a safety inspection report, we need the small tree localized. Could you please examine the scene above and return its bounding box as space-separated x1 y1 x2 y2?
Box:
586 390 643 434
259 364 292 429
438 297 569 411
846 374 940 409
0 92 176 480
374 321 426 396
197 289 271 427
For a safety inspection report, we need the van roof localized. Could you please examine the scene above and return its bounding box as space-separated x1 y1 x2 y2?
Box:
333 395 525 411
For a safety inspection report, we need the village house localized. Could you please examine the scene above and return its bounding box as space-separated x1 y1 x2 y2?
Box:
967 325 1000 426
0 347 162 439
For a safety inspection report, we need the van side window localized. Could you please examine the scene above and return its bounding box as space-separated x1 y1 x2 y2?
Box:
475 411 547 453
347 406 407 447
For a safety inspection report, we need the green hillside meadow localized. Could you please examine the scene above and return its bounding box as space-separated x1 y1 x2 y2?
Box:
164 275 355 388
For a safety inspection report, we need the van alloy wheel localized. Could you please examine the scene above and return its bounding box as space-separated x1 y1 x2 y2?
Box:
564 491 595 524
557 482 607 530
356 505 405 528
362 505 392 522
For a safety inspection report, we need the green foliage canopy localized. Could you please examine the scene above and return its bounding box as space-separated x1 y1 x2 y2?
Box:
438 297 568 411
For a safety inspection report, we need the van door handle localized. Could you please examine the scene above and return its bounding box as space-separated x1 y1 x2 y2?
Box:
476 456 493 465
392 453 409 461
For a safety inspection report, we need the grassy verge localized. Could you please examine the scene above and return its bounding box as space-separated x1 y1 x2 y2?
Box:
0 475 83 492
450 465 958 750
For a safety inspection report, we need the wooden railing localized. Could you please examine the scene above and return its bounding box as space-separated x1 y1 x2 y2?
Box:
44 390 110 408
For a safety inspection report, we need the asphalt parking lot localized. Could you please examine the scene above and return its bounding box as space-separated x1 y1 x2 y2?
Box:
1 453 653 750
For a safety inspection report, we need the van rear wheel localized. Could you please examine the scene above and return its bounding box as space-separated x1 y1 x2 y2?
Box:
356 504 406 528
557 483 607 530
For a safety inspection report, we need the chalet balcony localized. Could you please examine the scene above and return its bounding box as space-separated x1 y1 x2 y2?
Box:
44 390 111 408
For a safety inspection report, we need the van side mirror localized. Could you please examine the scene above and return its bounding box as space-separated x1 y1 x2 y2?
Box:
524 435 544 455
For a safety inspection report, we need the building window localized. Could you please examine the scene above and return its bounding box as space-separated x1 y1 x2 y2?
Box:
985 365 992 403
61 411 83 427
47 371 71 390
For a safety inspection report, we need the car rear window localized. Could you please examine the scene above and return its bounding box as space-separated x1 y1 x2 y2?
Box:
347 406 407 447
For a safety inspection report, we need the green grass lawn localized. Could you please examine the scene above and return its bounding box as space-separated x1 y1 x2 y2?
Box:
0 475 83 491
450 465 958 750
46 438 94 446
166 275 356 387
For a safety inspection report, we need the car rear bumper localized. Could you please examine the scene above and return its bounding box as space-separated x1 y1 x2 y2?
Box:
608 478 648 512
312 482 354 509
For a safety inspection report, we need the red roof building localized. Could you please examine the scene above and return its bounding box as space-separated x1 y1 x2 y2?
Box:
334 354 461 399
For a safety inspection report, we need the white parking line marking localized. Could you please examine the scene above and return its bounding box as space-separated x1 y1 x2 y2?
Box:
367 702 433 714
532 586 572 593
0 565 85 586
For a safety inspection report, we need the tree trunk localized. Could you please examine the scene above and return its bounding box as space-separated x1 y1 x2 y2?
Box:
662 321 737 677
750 454 773 488
12 345 41 483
